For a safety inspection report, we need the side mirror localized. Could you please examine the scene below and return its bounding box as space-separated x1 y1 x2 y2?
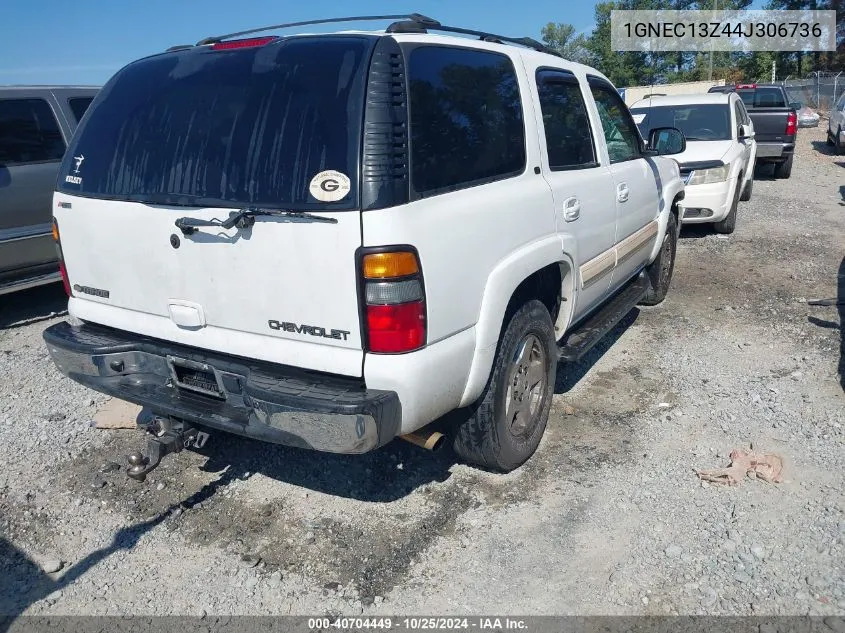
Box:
738 123 755 140
646 127 686 156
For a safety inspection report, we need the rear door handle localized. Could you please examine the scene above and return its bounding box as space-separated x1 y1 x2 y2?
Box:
563 197 580 222
617 183 629 203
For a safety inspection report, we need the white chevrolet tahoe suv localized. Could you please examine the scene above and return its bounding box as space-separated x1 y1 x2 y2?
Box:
43 14 686 477
630 93 756 234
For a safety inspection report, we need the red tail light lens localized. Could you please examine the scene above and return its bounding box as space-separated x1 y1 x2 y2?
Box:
211 36 277 50
58 261 71 297
366 302 426 353
52 218 72 297
360 249 426 353
786 111 797 136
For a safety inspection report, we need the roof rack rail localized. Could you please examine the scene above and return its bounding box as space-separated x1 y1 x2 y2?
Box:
193 13 562 58
386 19 562 58
196 14 438 45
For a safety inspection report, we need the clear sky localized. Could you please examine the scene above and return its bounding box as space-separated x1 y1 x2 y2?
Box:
0 0 602 86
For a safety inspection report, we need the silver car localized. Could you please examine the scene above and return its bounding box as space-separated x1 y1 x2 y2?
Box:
0 85 99 295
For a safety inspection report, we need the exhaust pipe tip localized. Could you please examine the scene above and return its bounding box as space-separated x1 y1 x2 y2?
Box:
400 429 445 452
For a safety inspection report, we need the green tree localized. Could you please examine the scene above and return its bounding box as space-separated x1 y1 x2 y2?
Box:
541 22 590 62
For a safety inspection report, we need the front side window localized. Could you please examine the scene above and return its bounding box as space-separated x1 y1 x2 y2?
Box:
0 98 65 165
734 101 745 131
58 37 372 209
408 46 525 196
588 79 641 163
630 104 732 142
738 100 750 124
536 70 597 170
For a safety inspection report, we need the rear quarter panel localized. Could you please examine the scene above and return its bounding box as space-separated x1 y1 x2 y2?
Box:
361 43 561 425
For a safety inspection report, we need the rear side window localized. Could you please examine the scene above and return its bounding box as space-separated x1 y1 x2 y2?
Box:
0 98 65 166
737 88 786 108
68 97 94 123
536 70 596 170
58 37 373 209
408 46 525 197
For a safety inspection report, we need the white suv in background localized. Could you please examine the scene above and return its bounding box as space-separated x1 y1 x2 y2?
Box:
827 91 845 154
631 93 756 234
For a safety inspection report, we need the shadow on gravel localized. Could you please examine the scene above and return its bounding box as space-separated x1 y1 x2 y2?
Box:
806 256 845 392
840 256 844 393
679 225 716 240
811 139 838 157
0 283 67 330
186 432 455 502
753 162 777 180
555 309 639 393
0 467 238 626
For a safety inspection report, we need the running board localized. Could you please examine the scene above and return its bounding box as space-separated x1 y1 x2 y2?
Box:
0 271 62 296
557 272 649 362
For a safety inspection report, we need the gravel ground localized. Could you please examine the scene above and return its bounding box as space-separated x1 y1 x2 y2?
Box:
0 124 843 618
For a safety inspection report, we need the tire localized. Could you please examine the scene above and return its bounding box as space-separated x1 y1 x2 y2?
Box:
714 180 740 235
451 300 556 472
739 174 753 202
773 154 793 179
640 212 678 306
827 131 835 146
836 128 843 156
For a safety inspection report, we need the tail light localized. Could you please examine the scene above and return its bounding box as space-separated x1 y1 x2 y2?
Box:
360 249 425 353
52 218 72 297
785 111 797 136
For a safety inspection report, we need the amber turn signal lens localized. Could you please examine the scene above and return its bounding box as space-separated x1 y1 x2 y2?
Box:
51 219 60 242
362 252 419 279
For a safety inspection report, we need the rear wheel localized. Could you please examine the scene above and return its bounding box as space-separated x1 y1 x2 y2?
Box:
827 130 835 146
773 154 793 179
714 180 740 234
836 128 843 155
640 212 678 306
451 300 556 472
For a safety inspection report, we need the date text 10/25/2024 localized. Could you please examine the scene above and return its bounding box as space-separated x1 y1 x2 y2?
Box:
308 617 528 631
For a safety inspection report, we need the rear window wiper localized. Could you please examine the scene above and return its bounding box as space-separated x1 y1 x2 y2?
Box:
175 207 338 235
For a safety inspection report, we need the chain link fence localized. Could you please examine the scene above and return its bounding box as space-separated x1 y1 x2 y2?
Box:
782 71 845 112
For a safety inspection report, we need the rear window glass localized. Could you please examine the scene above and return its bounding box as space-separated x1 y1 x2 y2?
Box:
58 37 372 209
631 104 731 141
68 97 94 123
0 98 65 165
408 46 525 196
737 87 786 108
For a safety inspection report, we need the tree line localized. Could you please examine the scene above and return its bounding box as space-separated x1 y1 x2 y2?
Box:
541 0 844 87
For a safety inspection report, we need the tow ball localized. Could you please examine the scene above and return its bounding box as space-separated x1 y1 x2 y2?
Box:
126 416 209 482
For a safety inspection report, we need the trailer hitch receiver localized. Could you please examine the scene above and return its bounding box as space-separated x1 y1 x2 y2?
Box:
126 417 209 482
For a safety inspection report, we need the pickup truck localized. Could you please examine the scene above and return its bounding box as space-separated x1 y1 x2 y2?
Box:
708 83 797 178
43 14 687 478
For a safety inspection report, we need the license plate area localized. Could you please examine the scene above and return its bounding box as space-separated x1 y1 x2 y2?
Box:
167 355 225 399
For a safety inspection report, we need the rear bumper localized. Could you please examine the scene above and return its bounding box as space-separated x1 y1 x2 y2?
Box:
755 142 795 161
43 321 401 454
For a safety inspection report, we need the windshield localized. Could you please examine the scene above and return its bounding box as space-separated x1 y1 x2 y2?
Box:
631 104 731 141
57 36 373 210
